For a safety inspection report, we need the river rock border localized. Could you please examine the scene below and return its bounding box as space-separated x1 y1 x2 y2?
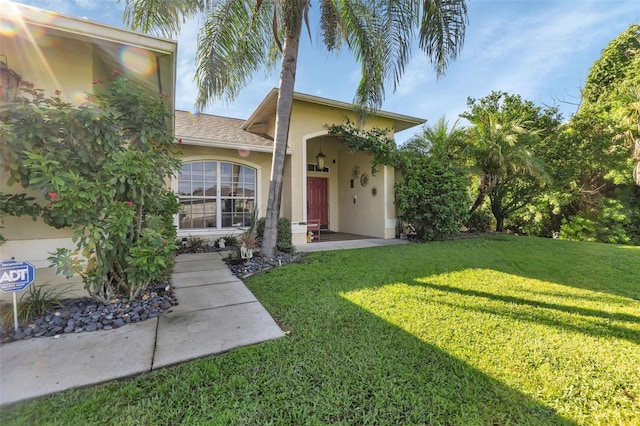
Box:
1 285 176 344
1 250 304 344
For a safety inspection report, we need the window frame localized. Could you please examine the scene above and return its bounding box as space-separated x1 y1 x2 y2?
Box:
176 159 258 233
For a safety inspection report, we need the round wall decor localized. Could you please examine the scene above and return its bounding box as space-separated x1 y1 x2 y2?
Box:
371 186 378 197
360 172 369 187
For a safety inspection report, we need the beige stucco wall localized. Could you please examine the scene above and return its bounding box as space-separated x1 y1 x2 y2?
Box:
286 99 399 242
1 34 97 274
337 150 387 238
1 35 94 104
1 29 97 240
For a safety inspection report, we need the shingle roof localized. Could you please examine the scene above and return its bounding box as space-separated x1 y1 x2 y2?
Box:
174 110 273 148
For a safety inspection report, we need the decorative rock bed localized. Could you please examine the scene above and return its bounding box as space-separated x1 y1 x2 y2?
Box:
1 249 303 344
224 251 304 278
1 285 176 344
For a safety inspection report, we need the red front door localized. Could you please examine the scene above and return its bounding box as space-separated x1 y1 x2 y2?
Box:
307 177 328 227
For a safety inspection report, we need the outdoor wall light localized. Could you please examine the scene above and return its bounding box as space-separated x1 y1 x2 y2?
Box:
0 54 22 101
315 151 325 169
316 138 326 170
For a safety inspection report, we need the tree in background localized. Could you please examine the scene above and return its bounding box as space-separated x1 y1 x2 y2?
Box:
579 23 639 186
554 24 640 244
402 116 468 167
460 92 557 231
123 0 468 257
607 25 640 186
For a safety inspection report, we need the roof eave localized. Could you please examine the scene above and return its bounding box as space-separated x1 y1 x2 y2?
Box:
242 88 426 133
181 137 293 155
3 1 177 54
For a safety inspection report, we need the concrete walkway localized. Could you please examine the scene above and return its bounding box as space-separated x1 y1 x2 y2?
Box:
0 238 408 406
303 237 409 252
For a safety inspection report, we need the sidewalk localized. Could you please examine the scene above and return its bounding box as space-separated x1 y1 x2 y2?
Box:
303 237 409 252
0 251 284 407
0 238 409 406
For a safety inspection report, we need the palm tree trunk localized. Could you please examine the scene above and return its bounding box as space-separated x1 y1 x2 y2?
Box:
468 173 498 216
468 192 485 216
261 32 301 258
491 196 505 232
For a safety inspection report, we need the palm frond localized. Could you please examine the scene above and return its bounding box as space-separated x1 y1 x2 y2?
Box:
419 0 468 77
320 0 345 51
121 0 209 37
337 1 390 115
195 0 274 108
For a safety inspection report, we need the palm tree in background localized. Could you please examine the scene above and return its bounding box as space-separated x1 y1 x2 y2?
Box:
402 116 467 166
122 0 468 257
463 111 545 217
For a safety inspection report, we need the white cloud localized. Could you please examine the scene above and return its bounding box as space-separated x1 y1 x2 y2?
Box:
387 0 640 130
395 55 436 96
74 0 99 10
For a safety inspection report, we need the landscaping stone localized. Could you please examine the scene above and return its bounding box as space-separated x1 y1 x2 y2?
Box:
0 248 301 344
224 251 304 278
1 287 177 344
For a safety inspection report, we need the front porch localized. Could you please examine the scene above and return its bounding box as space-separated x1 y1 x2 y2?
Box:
301 233 409 252
296 135 398 247
308 231 376 242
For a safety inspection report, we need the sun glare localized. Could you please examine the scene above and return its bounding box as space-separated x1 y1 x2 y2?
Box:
120 46 157 76
0 21 17 37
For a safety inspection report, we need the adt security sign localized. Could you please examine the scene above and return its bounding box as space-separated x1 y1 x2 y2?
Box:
0 260 36 293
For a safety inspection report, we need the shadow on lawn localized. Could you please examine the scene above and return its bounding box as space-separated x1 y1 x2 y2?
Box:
415 281 640 345
342 235 640 301
249 295 575 423
304 309 575 425
239 237 638 423
453 236 640 301
244 275 578 423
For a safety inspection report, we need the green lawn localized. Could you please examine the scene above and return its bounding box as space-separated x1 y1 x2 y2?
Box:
2 235 639 425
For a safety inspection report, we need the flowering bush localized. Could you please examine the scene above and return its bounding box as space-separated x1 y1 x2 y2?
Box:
0 76 182 301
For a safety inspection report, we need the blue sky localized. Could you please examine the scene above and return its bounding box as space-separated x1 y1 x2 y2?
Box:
12 0 640 143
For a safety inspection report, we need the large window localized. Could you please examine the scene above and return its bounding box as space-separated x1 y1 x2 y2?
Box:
178 161 256 230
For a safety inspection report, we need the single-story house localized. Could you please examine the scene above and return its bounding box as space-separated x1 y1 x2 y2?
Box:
173 92 425 246
1 2 425 300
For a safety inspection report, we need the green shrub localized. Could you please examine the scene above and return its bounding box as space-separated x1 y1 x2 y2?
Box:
395 158 470 240
256 217 295 253
276 217 294 253
615 185 640 245
186 235 206 250
595 198 632 244
560 195 637 245
559 216 598 242
255 217 266 239
1 78 181 301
